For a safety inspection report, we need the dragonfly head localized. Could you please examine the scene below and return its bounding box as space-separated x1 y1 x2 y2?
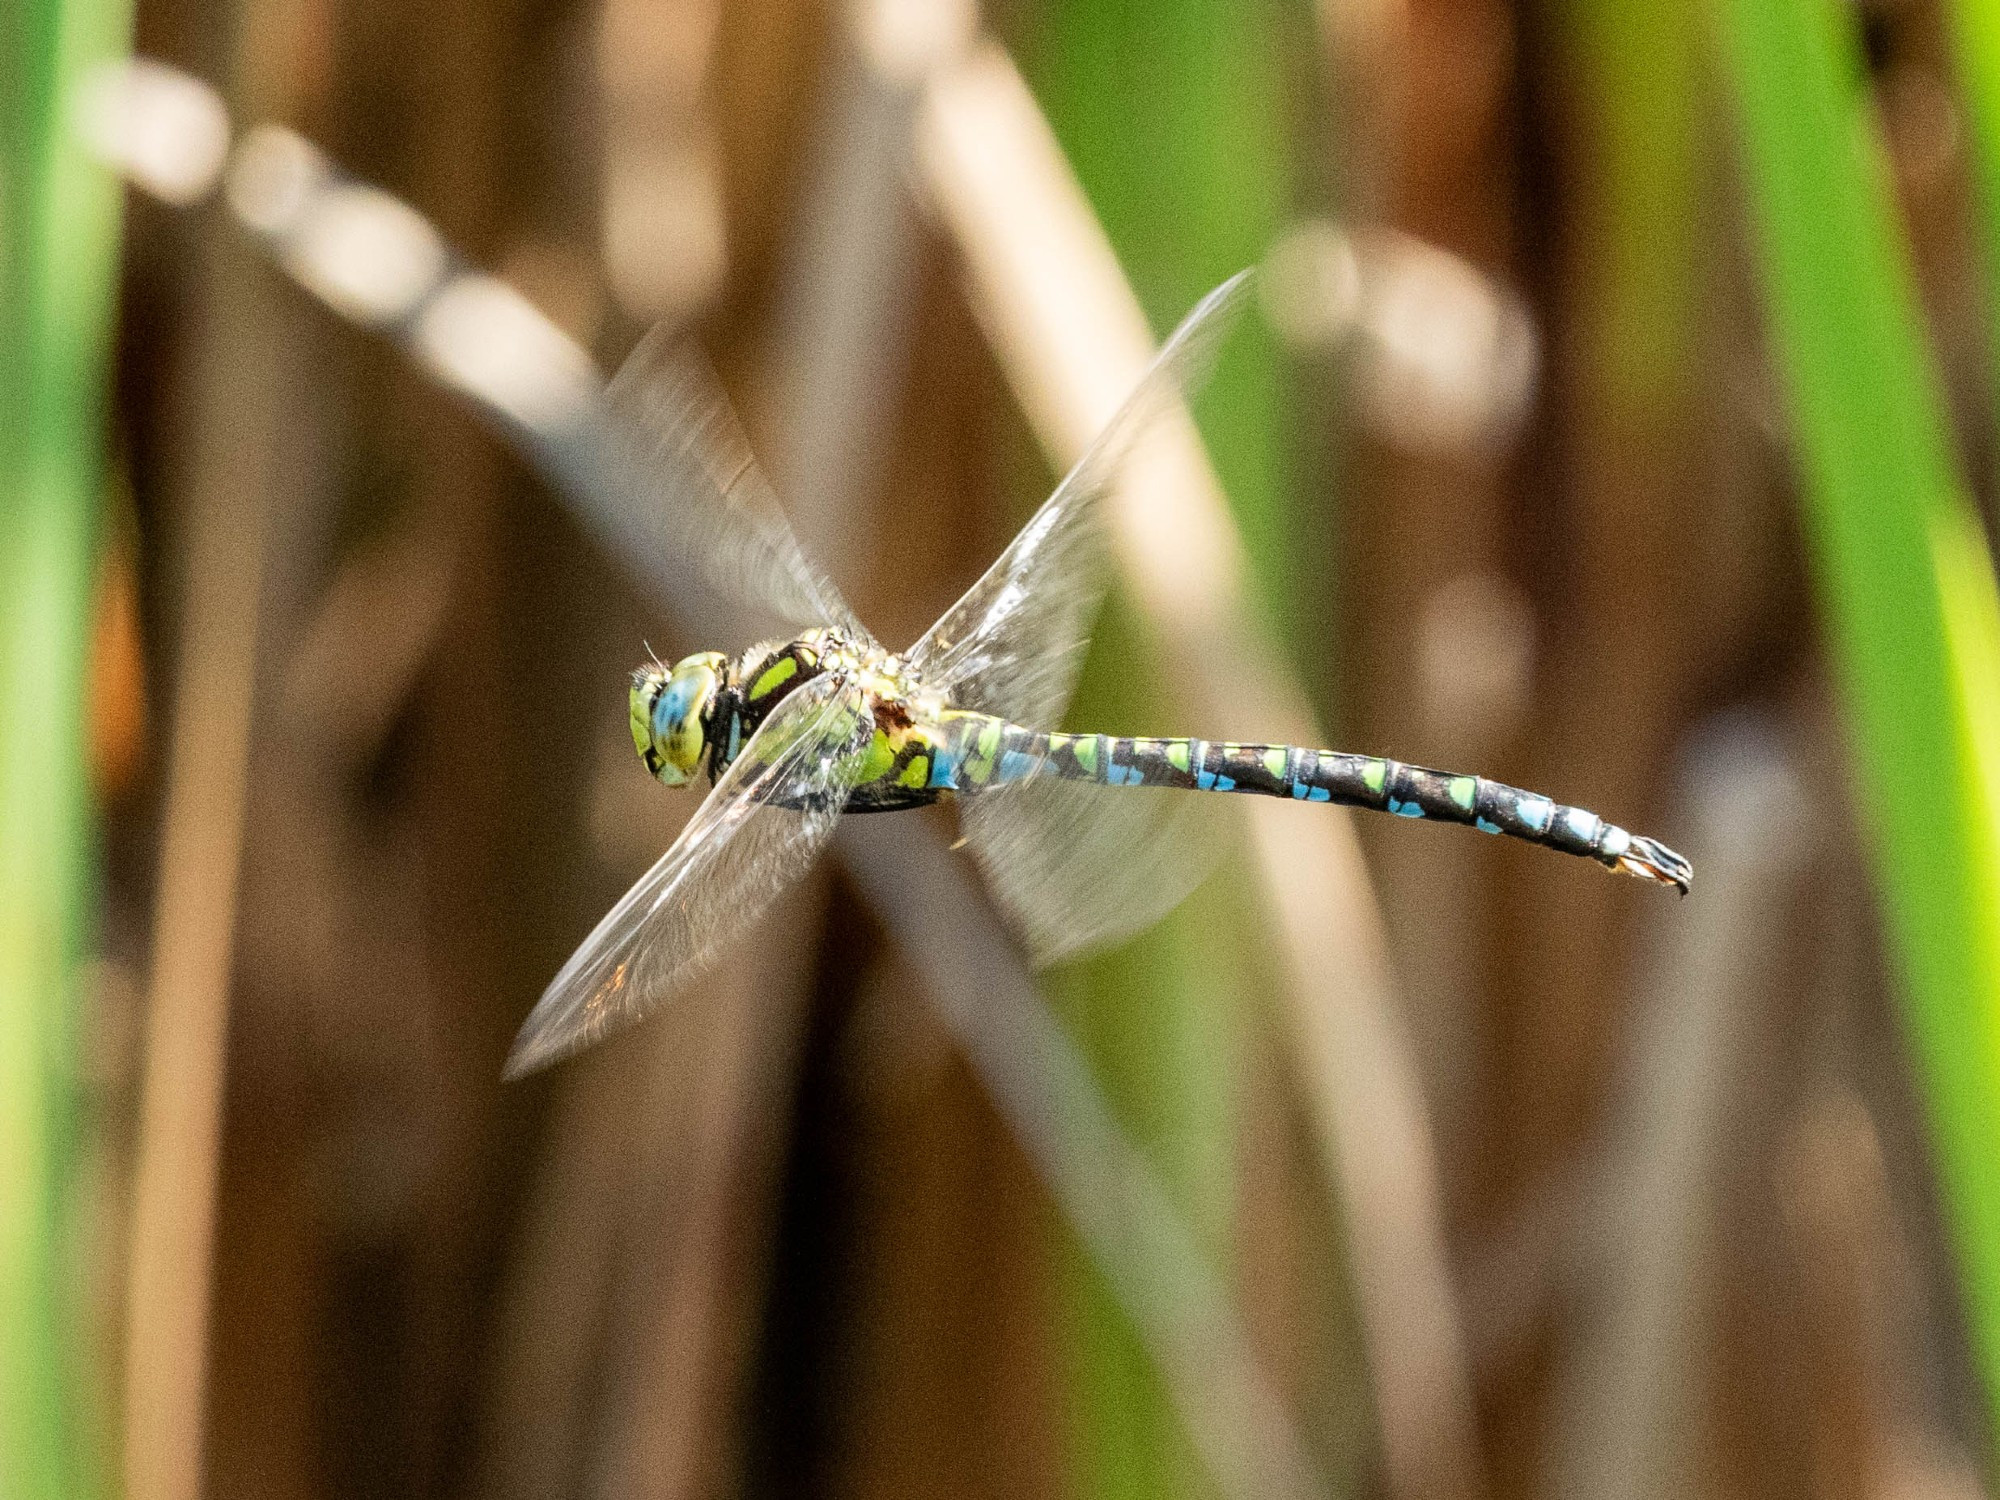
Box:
631 651 727 786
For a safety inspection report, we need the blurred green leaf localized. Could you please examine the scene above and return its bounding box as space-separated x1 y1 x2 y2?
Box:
1562 0 1699 415
1017 2 1304 1495
0 0 131 1493
1718 0 2000 1438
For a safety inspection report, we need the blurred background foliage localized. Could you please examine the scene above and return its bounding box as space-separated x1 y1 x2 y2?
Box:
12 0 2000 1497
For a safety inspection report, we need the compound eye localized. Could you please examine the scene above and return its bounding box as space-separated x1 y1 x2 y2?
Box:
629 673 678 781
665 694 706 771
652 662 718 782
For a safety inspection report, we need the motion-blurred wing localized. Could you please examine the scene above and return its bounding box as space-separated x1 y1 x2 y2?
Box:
599 326 873 642
904 271 1253 728
506 673 873 1075
961 762 1227 966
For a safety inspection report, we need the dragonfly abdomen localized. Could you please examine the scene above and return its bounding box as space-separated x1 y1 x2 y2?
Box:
975 725 1691 892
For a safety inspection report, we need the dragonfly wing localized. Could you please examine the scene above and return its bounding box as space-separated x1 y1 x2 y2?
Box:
601 326 874 642
904 270 1254 727
961 772 1228 966
506 673 874 1076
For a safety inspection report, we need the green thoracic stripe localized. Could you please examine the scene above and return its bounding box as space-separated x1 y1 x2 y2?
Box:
749 655 797 700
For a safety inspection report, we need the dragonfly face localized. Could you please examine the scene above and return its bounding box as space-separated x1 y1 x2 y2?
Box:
630 651 727 786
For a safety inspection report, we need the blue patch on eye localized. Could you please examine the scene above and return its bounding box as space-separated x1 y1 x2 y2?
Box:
656 676 698 740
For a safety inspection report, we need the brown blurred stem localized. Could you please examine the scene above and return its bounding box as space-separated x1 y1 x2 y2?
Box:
1548 717 1810 1500
120 242 280 1500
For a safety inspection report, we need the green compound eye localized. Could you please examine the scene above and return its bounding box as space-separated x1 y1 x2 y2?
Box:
662 691 705 777
629 671 670 780
644 652 725 786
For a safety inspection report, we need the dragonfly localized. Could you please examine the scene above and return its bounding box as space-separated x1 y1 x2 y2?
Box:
506 271 1691 1076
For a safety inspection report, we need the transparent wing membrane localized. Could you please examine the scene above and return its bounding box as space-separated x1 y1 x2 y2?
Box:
913 271 1254 961
602 326 872 641
961 774 1227 966
506 674 873 1075
906 270 1254 729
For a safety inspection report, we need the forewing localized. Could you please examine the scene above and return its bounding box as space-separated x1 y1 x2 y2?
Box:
600 326 872 641
506 673 873 1076
906 271 1254 727
962 770 1228 966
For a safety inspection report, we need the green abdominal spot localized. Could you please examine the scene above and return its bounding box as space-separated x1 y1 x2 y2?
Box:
860 730 896 782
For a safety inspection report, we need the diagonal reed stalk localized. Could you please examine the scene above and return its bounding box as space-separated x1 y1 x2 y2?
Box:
919 42 1479 1500
1718 0 2000 1441
0 0 131 1495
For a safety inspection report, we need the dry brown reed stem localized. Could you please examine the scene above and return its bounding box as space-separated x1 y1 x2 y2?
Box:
916 44 1482 1500
1548 720 1810 1500
763 0 968 584
1314 0 1409 226
120 248 283 1500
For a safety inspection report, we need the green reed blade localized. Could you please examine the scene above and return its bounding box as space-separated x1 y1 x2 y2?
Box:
0 0 131 1493
1718 0 2000 1436
1018 3 1305 1496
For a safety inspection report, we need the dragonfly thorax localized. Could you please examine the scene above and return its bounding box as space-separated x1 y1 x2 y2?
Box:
632 629 885 789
